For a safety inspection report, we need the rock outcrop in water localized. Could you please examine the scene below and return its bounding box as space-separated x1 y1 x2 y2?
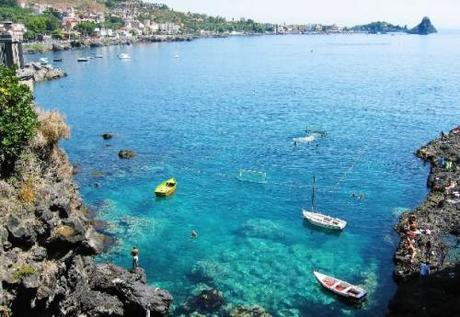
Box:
17 62 67 83
389 127 460 315
118 150 136 159
407 17 437 35
0 109 172 316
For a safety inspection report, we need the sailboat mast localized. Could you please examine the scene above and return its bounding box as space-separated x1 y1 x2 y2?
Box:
311 176 316 211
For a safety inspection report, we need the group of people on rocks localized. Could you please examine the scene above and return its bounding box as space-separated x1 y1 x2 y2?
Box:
401 212 449 280
402 214 420 262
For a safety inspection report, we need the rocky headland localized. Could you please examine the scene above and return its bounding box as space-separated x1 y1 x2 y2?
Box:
388 127 460 315
407 17 437 35
0 107 172 315
16 62 67 92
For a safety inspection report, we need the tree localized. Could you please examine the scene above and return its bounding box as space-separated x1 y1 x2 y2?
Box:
0 66 38 174
76 21 97 36
0 0 17 7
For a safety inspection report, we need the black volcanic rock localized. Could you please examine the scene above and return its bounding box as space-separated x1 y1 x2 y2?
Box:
408 17 437 35
0 109 172 316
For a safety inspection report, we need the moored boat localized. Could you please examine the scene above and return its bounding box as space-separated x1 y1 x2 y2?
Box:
303 210 347 230
53 58 63 62
118 53 131 60
77 57 89 62
313 271 367 301
39 57 48 65
154 178 177 197
302 176 347 230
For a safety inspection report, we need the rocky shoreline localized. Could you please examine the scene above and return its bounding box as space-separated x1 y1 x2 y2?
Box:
17 62 66 82
23 34 211 54
0 108 172 316
388 126 460 316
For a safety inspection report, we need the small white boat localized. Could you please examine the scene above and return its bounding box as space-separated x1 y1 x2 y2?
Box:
313 271 367 301
302 177 347 230
118 53 131 60
174 54 180 58
303 210 347 230
39 58 48 65
77 57 89 62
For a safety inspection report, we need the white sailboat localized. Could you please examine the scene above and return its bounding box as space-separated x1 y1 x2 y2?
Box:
302 177 347 230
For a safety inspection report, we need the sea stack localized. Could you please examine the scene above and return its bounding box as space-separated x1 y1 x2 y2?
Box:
408 17 437 35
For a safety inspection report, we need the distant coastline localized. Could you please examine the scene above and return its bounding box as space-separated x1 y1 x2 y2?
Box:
0 0 436 55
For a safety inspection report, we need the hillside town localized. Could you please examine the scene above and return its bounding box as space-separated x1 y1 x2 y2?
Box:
0 0 354 45
0 0 435 59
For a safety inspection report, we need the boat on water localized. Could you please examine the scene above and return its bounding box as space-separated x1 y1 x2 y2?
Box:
302 177 347 230
154 178 177 197
39 58 48 65
77 57 89 62
53 58 63 62
118 53 131 60
313 271 367 301
303 210 347 230
95 55 103 59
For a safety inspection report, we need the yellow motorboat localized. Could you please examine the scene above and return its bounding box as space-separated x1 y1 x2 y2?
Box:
154 178 177 197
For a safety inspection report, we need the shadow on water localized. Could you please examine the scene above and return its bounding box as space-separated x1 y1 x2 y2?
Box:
294 285 368 317
302 220 344 237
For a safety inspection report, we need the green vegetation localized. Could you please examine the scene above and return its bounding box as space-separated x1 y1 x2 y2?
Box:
75 20 97 35
0 0 16 7
349 21 407 34
0 66 38 174
23 42 49 53
12 264 36 280
0 6 62 40
147 6 271 34
101 15 124 30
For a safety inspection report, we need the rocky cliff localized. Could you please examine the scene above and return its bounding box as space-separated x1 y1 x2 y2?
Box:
388 127 460 315
0 109 172 316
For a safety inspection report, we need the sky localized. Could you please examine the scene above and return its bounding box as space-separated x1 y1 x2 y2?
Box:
157 0 460 28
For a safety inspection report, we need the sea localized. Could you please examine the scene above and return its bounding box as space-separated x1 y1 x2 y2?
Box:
31 32 460 316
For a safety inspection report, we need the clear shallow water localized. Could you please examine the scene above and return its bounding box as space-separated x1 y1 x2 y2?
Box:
32 33 460 316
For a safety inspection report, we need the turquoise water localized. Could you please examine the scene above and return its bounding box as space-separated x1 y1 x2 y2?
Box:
32 33 460 316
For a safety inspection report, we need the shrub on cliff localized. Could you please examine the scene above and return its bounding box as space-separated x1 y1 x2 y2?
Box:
0 66 38 175
36 109 70 145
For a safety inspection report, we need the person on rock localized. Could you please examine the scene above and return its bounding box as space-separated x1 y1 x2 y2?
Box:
131 246 140 271
425 241 432 261
420 262 430 280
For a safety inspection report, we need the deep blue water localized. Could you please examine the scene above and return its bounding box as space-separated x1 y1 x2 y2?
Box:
31 33 460 316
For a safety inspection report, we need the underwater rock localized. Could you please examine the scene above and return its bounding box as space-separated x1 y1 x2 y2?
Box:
101 133 113 140
72 163 81 175
179 288 225 314
238 219 286 241
118 150 136 159
188 260 223 284
91 170 105 178
225 305 272 317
